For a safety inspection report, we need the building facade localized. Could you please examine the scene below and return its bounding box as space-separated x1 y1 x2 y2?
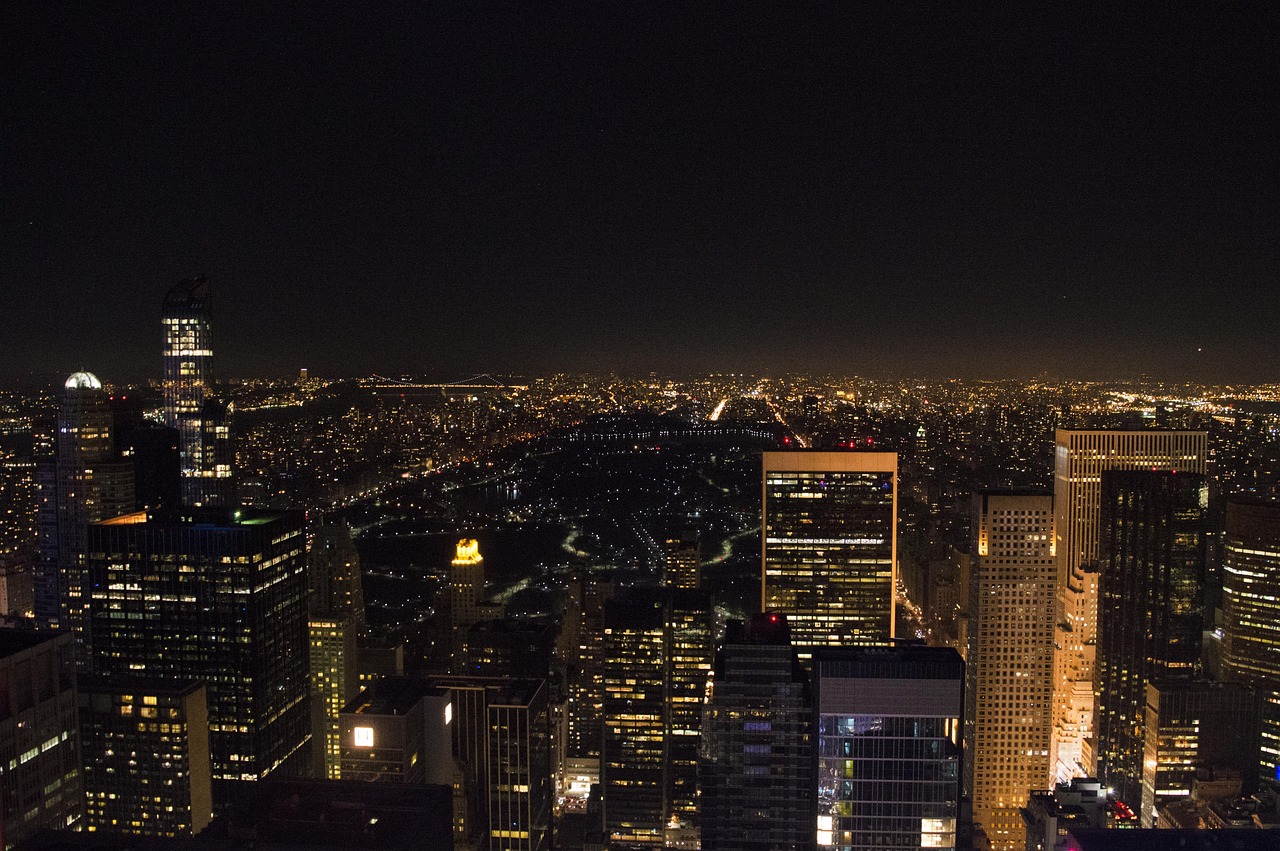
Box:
763 451 897 653
814 646 964 851
1050 430 1207 781
967 491 1056 851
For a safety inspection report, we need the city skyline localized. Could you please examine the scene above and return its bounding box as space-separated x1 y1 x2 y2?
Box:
4 6 1279 382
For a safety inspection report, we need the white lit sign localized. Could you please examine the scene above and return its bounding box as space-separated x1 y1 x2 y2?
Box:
445 703 453 725
353 726 374 748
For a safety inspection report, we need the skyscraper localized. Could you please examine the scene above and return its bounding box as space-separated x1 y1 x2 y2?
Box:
967 491 1056 851
664 588 714 847
1050 430 1207 781
451 538 485 672
34 372 134 649
86 508 310 804
1094 470 1207 806
762 450 897 653
162 276 232 507
700 613 814 851
1220 498 1280 782
814 646 964 851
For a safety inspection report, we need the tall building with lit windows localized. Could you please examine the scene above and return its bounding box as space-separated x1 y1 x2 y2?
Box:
162 276 232 507
85 508 310 806
1094 470 1207 808
1050 430 1206 781
814 646 964 851
664 588 714 847
450 538 485 671
602 589 668 848
663 529 701 589
35 372 134 644
967 491 1056 851
1220 498 1280 782
762 451 897 653
78 676 213 837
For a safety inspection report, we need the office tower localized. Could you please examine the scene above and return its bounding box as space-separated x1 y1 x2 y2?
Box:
162 275 232 507
1094 470 1207 806
1220 498 1280 781
664 588 714 846
339 677 454 785
602 589 667 848
1050 430 1207 781
762 450 897 653
34 372 134 646
663 529 700 589
307 520 366 779
701 613 814 851
967 491 1056 851
0 632 84 848
85 508 310 804
814 646 964 851
430 676 552 851
1022 778 1119 851
1140 680 1261 827
566 571 613 759
451 538 485 671
78 677 212 837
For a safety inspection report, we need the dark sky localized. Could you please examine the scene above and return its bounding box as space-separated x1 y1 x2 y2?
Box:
4 4 1279 382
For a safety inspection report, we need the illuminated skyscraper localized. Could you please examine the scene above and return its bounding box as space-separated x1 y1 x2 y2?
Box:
762 450 897 653
967 491 1056 851
35 372 134 648
1094 470 1207 807
86 508 310 804
663 529 700 589
701 613 814 851
664 588 714 846
1050 430 1206 781
1221 498 1280 782
565 571 614 759
450 538 485 672
162 276 232 507
814 646 964 851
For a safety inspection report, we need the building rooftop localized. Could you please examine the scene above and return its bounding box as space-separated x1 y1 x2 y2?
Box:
0 629 66 660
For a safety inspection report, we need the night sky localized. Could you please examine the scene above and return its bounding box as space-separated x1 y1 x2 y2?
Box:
4 4 1279 382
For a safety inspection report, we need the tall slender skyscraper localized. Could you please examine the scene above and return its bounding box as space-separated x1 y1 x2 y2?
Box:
162 276 232 507
35 372 134 649
663 529 701 589
762 450 897 653
450 538 485 672
1050 430 1206 781
967 491 1056 851
1094 470 1207 806
664 588 714 847
1221 498 1280 782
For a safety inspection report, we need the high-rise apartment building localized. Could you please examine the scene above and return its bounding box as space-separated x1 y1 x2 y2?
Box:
451 538 485 671
700 613 814 851
664 588 714 846
1140 679 1261 827
162 276 232 507
35 372 134 643
1050 430 1206 781
1220 498 1280 782
85 508 310 804
78 677 213 837
1094 470 1207 807
663 529 700 589
0 632 84 849
967 491 1056 851
762 450 897 652
813 646 964 851
565 571 613 759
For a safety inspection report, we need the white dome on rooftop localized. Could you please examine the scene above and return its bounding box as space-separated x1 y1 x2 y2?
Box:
65 372 103 391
